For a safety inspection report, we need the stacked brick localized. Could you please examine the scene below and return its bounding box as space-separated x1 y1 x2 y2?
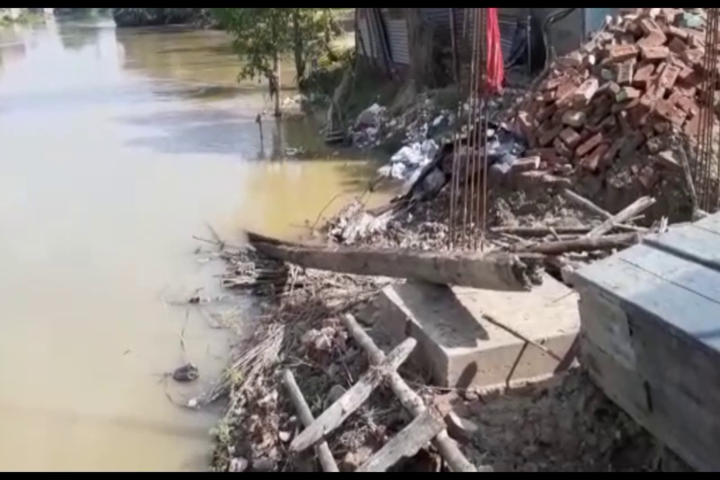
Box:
511 8 714 206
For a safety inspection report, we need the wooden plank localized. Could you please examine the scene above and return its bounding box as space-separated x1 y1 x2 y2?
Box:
516 232 641 255
342 314 478 472
356 409 445 472
245 230 541 291
581 338 718 471
290 338 417 453
282 370 339 472
587 196 656 238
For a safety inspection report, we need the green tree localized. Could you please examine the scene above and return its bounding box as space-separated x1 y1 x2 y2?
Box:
211 8 338 117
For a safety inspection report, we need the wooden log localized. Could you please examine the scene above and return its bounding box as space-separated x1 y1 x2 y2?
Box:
282 370 339 473
587 196 656 238
245 230 542 292
342 314 479 472
356 409 446 472
491 226 593 237
516 233 642 255
290 337 417 453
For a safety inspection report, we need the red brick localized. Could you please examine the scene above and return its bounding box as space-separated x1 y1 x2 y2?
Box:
653 120 671 134
536 104 557 123
555 78 582 106
538 125 563 147
562 110 587 128
572 78 599 106
559 128 582 148
510 156 541 173
576 132 603 157
607 45 639 63
616 87 641 102
657 63 681 90
637 33 667 48
580 143 611 172
684 115 700 138
669 92 699 117
612 98 640 114
640 45 670 61
668 37 688 54
640 18 664 36
602 138 625 168
632 62 656 87
682 49 703 68
526 148 560 164
553 137 573 158
667 25 688 40
541 75 565 91
655 99 686 126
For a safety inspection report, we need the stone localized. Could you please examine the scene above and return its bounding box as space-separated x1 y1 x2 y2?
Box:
445 410 480 444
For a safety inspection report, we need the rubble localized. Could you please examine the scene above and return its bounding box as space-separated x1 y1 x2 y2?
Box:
507 7 718 222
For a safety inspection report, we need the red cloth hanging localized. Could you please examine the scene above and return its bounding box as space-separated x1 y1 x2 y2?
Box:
484 7 504 94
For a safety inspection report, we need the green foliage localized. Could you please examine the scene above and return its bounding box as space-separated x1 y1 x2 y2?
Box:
111 8 207 27
210 8 339 88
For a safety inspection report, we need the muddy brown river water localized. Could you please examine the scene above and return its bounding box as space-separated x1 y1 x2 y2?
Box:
0 16 386 471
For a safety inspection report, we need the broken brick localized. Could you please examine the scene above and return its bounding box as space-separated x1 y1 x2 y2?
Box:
632 62 656 87
684 115 700 138
553 137 573 158
572 78 599 106
538 125 563 147
510 156 541 173
655 99 686 126
669 92 699 117
562 110 587 128
656 150 682 170
667 25 689 40
637 33 667 48
580 143 611 172
559 128 582 148
640 45 670 61
640 17 664 37
616 87 641 102
668 37 688 54
576 132 604 157
602 138 625 168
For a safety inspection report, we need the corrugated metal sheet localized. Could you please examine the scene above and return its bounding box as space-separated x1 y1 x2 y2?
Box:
357 15 380 59
384 17 410 65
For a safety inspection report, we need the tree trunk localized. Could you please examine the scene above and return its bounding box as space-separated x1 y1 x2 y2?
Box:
406 8 432 88
292 10 305 89
245 230 542 291
273 52 282 117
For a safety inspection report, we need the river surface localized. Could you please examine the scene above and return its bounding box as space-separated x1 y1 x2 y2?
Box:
0 16 385 471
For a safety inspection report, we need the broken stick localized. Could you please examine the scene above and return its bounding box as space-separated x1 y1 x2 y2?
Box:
282 370 339 473
342 314 478 472
357 409 445 472
587 196 656 238
290 337 417 453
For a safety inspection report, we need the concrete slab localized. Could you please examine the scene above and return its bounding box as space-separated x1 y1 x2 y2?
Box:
377 275 580 389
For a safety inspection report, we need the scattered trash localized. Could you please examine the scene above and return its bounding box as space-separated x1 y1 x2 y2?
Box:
172 363 199 383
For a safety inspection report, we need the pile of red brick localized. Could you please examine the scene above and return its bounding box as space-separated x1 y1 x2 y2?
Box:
511 8 714 205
